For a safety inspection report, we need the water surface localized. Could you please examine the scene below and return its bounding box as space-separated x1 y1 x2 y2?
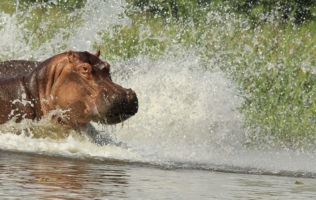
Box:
1 150 316 199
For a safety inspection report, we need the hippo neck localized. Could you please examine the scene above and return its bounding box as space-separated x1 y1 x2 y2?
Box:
22 56 68 121
0 76 38 123
21 54 73 124
22 72 44 120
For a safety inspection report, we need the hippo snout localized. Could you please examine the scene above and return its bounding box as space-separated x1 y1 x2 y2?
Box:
124 89 138 114
95 87 138 124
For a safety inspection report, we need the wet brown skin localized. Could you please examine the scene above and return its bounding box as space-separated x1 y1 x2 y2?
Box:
0 51 138 129
0 60 40 78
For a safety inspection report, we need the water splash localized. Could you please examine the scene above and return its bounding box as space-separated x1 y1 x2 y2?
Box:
0 0 128 59
108 50 244 163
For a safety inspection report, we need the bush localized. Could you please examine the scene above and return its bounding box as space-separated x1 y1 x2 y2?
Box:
229 0 315 24
126 0 213 19
18 0 86 10
127 0 316 24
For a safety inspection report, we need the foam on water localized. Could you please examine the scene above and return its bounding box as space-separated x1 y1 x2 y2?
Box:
0 0 315 177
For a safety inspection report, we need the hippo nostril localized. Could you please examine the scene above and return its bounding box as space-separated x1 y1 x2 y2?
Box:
126 89 137 102
124 89 138 114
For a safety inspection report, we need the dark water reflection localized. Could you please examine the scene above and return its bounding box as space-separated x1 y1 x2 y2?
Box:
0 150 129 199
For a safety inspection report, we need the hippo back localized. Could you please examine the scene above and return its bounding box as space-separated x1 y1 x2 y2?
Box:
0 60 40 79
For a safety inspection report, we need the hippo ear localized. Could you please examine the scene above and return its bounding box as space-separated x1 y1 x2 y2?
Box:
67 50 76 63
95 50 101 57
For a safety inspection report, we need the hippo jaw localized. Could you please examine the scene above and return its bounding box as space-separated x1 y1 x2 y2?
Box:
93 88 138 125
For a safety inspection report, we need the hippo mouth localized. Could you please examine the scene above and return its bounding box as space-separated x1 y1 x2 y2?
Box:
94 91 138 125
100 101 138 124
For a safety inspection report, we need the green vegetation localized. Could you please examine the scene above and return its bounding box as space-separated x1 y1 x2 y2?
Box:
0 1 83 50
127 0 316 24
1 0 315 149
228 21 316 148
18 0 86 9
231 0 316 24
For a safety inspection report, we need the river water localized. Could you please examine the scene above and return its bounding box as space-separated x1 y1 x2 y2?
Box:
1 150 316 199
0 0 316 199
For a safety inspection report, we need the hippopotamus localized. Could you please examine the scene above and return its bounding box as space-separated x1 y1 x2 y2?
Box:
0 50 138 130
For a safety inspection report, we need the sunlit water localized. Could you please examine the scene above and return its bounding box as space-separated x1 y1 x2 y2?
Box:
0 0 316 199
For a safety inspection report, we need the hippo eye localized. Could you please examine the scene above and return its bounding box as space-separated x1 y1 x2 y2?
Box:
82 66 88 73
80 65 91 75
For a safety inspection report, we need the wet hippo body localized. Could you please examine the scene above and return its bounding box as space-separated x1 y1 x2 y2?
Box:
0 60 40 78
0 51 138 130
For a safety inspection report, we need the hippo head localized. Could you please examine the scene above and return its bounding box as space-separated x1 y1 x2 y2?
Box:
37 50 138 128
